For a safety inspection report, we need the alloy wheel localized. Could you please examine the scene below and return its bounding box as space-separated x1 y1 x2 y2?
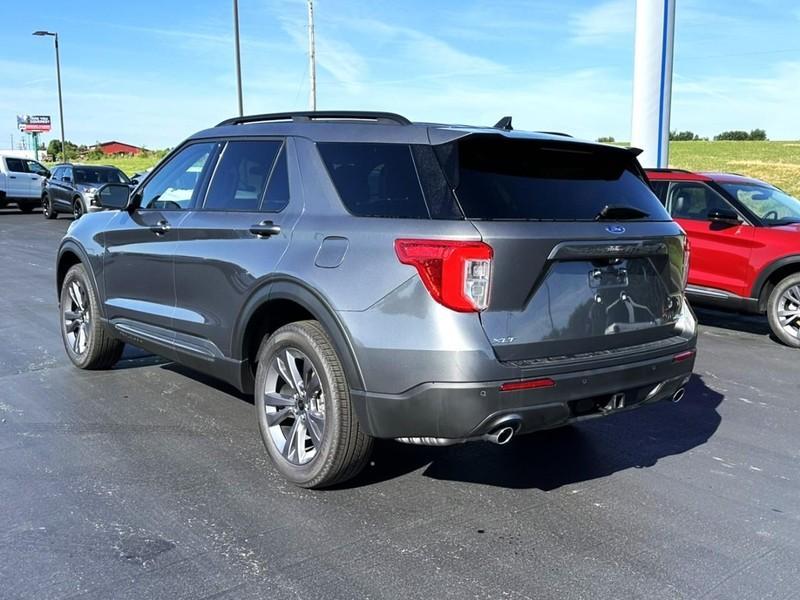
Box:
263 347 326 465
73 199 84 219
777 284 800 339
63 280 91 355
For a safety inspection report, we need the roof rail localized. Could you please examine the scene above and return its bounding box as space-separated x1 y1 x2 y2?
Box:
216 111 411 127
536 131 573 138
644 168 691 173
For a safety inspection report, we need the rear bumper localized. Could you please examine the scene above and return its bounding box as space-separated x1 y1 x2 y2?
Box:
351 347 696 439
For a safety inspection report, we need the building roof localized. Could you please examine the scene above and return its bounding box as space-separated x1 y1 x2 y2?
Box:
96 140 143 149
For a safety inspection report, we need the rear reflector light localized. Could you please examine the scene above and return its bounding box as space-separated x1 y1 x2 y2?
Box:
673 349 696 363
499 378 556 392
394 239 493 312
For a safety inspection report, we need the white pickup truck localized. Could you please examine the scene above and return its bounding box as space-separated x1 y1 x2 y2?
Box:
0 153 50 213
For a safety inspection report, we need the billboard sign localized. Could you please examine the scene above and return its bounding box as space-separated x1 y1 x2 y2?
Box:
17 115 52 133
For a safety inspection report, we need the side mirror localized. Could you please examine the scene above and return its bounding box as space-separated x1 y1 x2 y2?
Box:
708 208 741 225
96 183 131 210
62 176 72 183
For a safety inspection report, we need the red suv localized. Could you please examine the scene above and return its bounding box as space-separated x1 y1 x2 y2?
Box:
646 169 800 347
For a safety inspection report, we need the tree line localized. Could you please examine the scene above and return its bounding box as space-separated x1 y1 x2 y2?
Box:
596 129 768 143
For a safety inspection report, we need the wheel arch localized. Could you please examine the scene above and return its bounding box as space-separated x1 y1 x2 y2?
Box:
234 276 365 394
752 255 800 311
56 242 104 317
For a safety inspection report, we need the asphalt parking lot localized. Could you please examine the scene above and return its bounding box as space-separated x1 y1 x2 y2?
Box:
1 209 799 600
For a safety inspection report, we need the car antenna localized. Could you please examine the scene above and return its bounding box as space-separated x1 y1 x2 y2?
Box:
494 116 513 131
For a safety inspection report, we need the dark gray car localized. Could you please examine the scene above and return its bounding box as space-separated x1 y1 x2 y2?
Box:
55 111 697 488
43 163 130 219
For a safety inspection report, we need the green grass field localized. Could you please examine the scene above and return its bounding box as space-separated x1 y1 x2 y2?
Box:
75 140 800 197
669 141 800 197
76 152 168 176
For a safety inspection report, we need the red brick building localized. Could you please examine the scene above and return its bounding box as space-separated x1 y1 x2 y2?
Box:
96 141 143 155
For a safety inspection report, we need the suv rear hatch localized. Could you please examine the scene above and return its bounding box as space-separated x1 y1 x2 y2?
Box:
435 134 687 362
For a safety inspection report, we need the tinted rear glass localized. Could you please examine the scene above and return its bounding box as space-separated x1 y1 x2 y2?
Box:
318 142 430 218
5 158 26 173
436 135 670 221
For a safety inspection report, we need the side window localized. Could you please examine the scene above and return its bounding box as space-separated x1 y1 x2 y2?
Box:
50 167 63 180
63 167 73 183
5 158 26 173
139 142 217 210
649 180 669 205
26 161 48 176
667 182 734 221
262 145 289 212
318 142 429 218
203 140 281 211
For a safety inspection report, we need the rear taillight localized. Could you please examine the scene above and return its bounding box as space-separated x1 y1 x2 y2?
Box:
394 239 493 312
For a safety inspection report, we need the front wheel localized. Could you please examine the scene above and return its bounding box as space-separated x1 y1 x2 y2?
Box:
72 197 85 219
43 194 57 219
767 273 800 348
255 320 373 488
60 264 125 369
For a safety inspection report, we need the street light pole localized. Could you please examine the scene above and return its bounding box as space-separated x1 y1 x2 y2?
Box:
233 0 244 116
33 31 66 163
307 0 317 111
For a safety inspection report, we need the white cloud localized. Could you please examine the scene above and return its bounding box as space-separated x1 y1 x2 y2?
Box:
569 0 634 45
671 61 800 139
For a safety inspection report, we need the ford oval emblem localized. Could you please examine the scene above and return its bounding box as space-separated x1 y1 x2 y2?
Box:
606 225 626 234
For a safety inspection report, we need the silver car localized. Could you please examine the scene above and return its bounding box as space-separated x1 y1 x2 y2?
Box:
55 111 697 488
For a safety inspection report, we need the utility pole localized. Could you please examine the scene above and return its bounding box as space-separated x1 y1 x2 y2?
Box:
33 31 66 163
307 0 317 111
631 0 676 168
233 0 244 116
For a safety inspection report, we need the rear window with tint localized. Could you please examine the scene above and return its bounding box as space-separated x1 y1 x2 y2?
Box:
318 142 430 218
5 158 26 173
436 135 670 221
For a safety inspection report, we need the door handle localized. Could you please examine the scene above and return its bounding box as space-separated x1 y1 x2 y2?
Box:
150 219 170 235
249 220 281 237
9 175 16 179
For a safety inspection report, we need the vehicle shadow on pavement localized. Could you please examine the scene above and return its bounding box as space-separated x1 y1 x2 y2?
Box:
693 307 773 338
351 374 723 490
113 345 173 370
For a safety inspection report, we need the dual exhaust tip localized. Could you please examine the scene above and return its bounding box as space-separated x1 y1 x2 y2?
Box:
396 418 520 447
482 425 516 445
399 389 687 448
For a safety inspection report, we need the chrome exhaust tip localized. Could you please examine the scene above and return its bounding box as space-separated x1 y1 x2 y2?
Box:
483 426 515 445
672 388 685 403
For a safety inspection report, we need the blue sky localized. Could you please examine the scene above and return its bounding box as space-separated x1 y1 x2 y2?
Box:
1 0 798 149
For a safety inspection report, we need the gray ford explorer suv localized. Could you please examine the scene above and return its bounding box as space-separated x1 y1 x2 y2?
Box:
56 111 697 488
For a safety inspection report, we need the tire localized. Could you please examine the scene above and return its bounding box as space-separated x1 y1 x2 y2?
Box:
72 197 85 219
42 194 57 219
767 273 800 348
60 264 124 369
255 320 373 488
19 203 35 214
